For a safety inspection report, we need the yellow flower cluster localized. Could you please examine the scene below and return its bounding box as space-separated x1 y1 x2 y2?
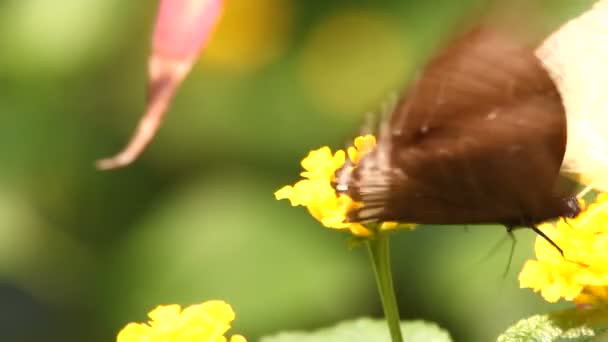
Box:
519 194 608 305
275 135 405 236
117 301 246 342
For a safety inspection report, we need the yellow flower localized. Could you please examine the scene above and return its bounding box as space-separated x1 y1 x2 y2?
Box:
519 194 608 304
275 135 409 236
347 135 377 164
117 300 246 342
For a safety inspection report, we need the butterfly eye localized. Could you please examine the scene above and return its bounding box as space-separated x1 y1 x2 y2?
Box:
562 198 581 218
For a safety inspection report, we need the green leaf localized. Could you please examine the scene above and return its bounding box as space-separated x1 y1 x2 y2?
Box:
497 307 608 341
260 318 452 342
103 174 375 338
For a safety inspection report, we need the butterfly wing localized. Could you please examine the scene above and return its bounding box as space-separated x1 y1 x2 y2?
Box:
344 27 574 225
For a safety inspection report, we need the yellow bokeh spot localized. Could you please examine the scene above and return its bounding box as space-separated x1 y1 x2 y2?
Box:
202 0 292 73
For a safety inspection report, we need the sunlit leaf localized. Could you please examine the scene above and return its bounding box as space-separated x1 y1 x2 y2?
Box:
497 307 608 341
260 318 452 342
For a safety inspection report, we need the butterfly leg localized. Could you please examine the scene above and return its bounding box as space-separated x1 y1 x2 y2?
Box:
530 224 564 257
503 230 517 278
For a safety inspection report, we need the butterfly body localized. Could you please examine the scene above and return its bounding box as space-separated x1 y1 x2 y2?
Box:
337 28 581 229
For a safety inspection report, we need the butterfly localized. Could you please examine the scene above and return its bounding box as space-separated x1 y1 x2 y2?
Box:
335 27 581 254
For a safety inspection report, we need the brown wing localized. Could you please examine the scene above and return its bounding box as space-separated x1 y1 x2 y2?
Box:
342 27 574 225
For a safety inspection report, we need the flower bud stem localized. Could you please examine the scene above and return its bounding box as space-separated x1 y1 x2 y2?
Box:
367 233 403 342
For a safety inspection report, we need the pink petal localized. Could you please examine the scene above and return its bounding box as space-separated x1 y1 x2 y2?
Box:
153 0 224 60
97 0 223 170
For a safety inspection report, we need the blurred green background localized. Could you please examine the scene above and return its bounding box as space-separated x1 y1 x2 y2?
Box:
0 0 596 341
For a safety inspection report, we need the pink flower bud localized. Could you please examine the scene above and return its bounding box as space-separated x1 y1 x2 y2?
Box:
97 0 223 170
153 0 223 60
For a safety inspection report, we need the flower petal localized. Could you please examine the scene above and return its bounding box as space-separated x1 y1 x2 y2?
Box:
275 135 414 237
519 194 608 304
97 0 224 170
116 300 245 342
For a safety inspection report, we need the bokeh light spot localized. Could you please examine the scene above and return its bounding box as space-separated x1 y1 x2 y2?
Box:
0 0 122 77
201 0 293 73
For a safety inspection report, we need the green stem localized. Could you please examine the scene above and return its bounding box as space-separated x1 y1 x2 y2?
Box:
367 233 404 342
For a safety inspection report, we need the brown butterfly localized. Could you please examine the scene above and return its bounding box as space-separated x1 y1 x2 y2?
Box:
335 27 581 254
